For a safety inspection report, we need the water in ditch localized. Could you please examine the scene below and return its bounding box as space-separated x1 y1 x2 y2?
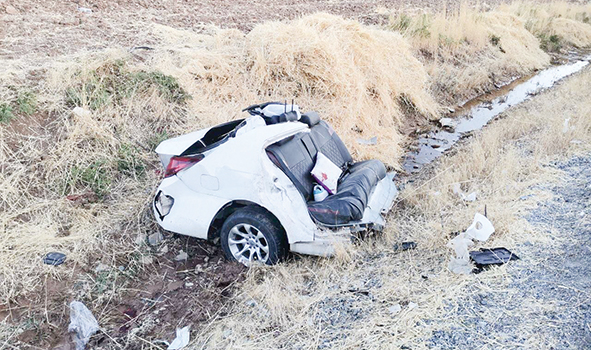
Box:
403 55 591 173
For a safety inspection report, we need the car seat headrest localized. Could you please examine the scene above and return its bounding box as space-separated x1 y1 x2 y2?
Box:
300 112 321 127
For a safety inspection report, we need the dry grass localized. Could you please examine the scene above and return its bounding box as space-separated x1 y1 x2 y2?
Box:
505 2 591 49
188 66 591 349
389 4 551 105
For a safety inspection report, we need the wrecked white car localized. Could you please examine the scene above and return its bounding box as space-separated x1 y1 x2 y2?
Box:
153 102 398 265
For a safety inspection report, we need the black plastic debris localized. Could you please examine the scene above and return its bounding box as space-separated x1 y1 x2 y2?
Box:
470 248 519 269
43 252 66 266
393 241 418 252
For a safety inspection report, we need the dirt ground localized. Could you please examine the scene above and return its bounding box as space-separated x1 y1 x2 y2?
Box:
1 0 534 61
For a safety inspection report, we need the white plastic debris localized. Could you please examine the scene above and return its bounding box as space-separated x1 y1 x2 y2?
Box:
465 213 495 241
174 250 188 261
563 118 570 133
78 7 92 13
408 302 418 310
94 262 109 273
448 258 473 275
388 304 402 315
464 192 477 202
452 183 477 202
68 301 99 350
72 107 92 119
447 233 474 261
167 326 190 350
447 213 495 275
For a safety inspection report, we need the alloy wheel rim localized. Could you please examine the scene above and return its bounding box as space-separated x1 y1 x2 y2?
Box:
227 223 269 266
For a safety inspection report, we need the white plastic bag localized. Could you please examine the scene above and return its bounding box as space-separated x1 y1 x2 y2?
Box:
68 301 99 350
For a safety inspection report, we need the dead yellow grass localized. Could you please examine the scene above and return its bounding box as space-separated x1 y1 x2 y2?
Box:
390 4 551 105
190 65 591 349
149 13 439 165
506 2 591 48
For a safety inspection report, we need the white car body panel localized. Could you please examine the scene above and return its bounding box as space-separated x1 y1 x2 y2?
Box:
153 117 398 257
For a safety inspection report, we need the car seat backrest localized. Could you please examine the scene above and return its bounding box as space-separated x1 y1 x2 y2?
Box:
309 120 353 169
267 132 318 201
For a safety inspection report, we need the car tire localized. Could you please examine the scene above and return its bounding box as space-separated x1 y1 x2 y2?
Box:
220 207 288 266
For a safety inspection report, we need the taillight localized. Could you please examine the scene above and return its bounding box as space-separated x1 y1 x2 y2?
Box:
165 155 204 178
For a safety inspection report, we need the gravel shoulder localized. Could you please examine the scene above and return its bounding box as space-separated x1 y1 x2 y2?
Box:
428 154 591 349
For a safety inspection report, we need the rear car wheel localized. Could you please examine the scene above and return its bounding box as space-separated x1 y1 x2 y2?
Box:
220 207 288 266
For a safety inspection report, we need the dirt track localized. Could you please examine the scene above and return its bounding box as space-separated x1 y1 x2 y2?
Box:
2 0 520 60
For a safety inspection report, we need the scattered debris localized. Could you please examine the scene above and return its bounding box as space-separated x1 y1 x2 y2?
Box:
174 250 188 261
94 262 110 273
470 248 520 270
77 7 92 13
167 326 190 350
448 213 495 275
148 232 164 246
72 107 92 119
140 255 154 265
465 213 494 241
388 304 402 315
356 136 378 145
68 301 99 350
452 183 477 202
393 241 418 252
408 302 418 310
43 252 66 266
563 118 570 133
131 46 155 51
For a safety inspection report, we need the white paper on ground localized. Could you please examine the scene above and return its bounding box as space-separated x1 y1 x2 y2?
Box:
167 326 190 350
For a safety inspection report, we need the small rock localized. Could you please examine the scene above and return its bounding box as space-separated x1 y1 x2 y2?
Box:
148 232 164 246
388 304 402 315
246 299 257 307
174 251 188 261
95 262 110 273
185 282 194 288
5 5 18 14
140 255 153 265
118 266 125 272
159 245 169 254
222 329 232 339
439 118 455 129
134 233 146 246
78 7 92 13
408 302 418 310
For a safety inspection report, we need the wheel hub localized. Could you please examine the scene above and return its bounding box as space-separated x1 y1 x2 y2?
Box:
227 223 269 266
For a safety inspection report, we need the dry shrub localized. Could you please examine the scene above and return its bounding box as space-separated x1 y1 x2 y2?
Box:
390 4 550 105
0 55 187 302
148 14 439 165
506 2 591 49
